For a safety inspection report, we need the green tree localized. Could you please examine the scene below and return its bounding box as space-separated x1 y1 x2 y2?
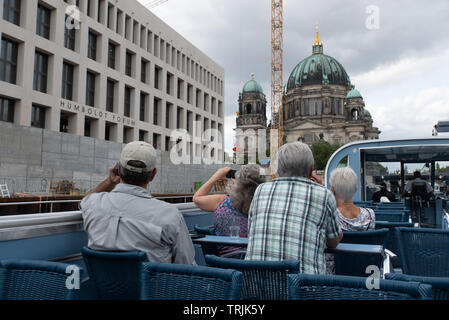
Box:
311 143 341 170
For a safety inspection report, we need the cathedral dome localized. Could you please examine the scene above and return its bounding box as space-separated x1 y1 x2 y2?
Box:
347 88 363 99
287 54 351 91
242 74 264 94
286 29 351 91
364 109 372 118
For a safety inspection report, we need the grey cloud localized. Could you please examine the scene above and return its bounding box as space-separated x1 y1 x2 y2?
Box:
148 0 449 118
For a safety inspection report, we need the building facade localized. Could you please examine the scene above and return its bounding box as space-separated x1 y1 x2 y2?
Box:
235 74 269 160
283 30 380 145
0 0 224 158
235 29 380 152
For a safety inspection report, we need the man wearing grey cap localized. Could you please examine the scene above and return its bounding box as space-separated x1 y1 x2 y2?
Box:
80 141 196 265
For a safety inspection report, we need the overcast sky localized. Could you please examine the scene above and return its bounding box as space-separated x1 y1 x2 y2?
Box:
139 0 449 153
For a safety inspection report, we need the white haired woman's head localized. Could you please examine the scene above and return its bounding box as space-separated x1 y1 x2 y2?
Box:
330 167 358 202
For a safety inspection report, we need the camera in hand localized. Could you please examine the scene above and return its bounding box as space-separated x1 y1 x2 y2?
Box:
226 170 237 179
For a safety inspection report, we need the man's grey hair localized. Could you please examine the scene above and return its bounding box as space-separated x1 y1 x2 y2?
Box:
277 142 315 178
330 167 358 201
229 164 265 215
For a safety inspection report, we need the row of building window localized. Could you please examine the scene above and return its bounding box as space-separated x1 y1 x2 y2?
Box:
0 94 223 142
284 98 344 119
2 0 224 96
1 98 223 156
0 35 224 118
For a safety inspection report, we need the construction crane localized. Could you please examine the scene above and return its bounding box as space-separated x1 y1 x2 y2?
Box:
270 0 284 176
144 0 169 9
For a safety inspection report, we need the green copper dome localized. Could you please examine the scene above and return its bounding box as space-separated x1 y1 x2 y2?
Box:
287 53 351 91
242 79 264 94
364 109 372 117
347 88 363 99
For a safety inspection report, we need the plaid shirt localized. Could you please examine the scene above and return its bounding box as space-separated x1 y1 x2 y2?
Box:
245 177 342 274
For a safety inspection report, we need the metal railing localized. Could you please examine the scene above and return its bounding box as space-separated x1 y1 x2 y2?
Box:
0 195 199 214
0 200 81 214
0 202 206 242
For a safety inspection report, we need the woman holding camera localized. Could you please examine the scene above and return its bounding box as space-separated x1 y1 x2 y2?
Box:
193 165 265 256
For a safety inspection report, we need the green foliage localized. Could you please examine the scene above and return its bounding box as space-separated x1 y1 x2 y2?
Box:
311 143 341 170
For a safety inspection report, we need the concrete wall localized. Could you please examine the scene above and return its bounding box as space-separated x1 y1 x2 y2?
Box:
0 122 233 195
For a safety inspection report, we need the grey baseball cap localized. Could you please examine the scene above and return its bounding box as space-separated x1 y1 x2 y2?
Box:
120 141 157 173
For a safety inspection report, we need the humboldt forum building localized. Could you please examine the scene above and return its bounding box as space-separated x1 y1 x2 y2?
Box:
0 0 225 194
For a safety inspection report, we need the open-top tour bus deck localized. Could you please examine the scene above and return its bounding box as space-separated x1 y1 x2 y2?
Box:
0 137 447 300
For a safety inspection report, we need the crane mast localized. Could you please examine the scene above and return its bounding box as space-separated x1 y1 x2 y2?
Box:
270 0 284 176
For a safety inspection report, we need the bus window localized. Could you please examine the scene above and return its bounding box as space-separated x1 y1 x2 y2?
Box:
365 162 402 201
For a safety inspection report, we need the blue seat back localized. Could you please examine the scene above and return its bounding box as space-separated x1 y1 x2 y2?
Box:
288 273 432 300
340 228 389 246
81 246 148 300
396 228 449 277
386 273 449 300
354 201 373 208
376 202 405 207
205 255 300 300
334 229 388 277
0 259 81 300
140 262 243 300
375 211 407 222
374 206 407 212
375 222 413 253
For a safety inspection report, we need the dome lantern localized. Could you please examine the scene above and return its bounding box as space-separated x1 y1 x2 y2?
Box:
313 24 323 54
286 28 351 91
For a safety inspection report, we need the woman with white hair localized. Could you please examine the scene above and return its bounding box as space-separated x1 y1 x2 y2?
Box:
326 167 376 274
193 165 265 256
330 167 375 230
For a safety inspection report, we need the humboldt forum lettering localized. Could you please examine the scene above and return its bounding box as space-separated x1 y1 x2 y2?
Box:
59 99 136 127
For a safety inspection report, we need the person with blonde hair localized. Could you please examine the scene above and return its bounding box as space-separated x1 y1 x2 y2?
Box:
326 167 376 274
329 167 375 231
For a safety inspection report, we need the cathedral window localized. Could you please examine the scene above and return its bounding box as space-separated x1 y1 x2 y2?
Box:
245 103 252 114
309 99 315 115
351 109 359 120
331 98 337 115
316 100 322 115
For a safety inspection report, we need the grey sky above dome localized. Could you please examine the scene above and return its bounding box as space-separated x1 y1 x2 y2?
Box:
147 0 449 151
286 28 352 91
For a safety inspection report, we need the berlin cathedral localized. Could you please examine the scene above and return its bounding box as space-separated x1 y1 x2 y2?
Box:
236 29 380 151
